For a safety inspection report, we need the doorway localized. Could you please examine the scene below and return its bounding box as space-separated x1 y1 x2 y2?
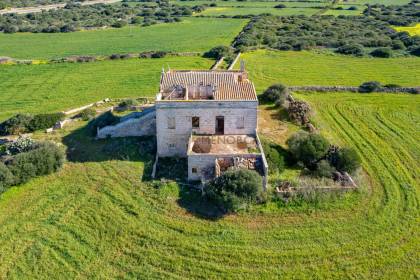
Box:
216 116 224 135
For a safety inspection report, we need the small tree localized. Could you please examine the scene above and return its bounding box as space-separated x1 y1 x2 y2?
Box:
0 114 33 135
206 169 262 213
286 131 330 169
260 84 288 105
274 4 286 8
358 81 381 93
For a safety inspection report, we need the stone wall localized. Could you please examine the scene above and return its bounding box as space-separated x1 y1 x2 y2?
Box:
97 110 156 138
288 86 419 94
156 100 258 157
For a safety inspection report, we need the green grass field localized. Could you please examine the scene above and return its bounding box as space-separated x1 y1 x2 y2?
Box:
0 17 246 59
198 6 320 16
0 93 418 278
236 50 420 92
0 56 213 121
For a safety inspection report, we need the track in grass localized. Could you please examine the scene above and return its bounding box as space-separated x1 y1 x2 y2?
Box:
0 56 213 121
0 93 418 278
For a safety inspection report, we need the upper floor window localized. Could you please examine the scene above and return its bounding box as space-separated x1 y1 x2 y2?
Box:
167 117 175 129
236 116 245 129
192 117 200 128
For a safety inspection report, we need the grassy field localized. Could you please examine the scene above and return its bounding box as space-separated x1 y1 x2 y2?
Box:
236 50 420 92
0 17 246 59
394 23 420 36
0 56 212 121
198 6 320 16
0 93 418 278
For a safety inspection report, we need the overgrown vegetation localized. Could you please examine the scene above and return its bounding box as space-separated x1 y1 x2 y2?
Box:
0 0 75 9
0 112 65 135
203 45 235 63
287 131 361 177
0 139 65 194
0 0 205 33
363 2 420 26
259 83 288 106
205 168 263 213
233 12 420 56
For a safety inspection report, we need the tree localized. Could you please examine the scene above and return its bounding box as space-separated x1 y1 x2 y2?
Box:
206 169 262 213
260 84 288 105
313 160 336 178
286 131 330 169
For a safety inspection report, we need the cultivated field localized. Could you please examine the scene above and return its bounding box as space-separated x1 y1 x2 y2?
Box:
394 23 420 36
0 17 246 59
0 56 212 121
0 93 418 278
236 50 420 92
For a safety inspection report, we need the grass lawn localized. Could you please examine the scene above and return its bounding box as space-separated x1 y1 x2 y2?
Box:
236 50 420 92
0 56 213 121
0 17 247 60
0 93 418 278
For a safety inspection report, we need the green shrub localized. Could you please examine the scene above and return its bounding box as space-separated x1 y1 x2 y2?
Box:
6 141 65 185
27 112 65 131
77 108 96 121
150 51 167 58
334 148 361 174
262 141 285 174
0 162 14 193
204 45 234 60
274 4 286 8
0 114 33 135
370 47 392 58
409 46 420 56
260 84 288 105
336 44 364 56
384 84 401 89
313 160 335 178
286 131 330 169
118 99 138 108
358 81 381 93
206 169 262 213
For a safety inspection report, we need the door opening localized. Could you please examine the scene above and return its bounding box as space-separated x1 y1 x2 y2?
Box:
216 116 224 135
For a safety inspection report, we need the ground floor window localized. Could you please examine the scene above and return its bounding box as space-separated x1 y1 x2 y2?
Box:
192 116 200 128
192 167 198 173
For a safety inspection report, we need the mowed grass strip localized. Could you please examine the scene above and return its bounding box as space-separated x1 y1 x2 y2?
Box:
0 93 418 278
236 50 420 91
0 17 247 59
0 56 213 121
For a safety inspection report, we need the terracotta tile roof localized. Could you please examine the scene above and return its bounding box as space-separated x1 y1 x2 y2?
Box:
160 70 257 101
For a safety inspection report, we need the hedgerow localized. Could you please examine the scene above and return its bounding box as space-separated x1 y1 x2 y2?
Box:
0 113 65 135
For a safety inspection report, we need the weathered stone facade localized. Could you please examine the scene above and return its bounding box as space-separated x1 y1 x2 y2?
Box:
155 101 258 157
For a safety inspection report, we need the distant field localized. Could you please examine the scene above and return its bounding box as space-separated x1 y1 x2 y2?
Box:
394 23 420 36
198 6 320 16
322 6 362 15
0 17 246 59
236 50 420 92
343 0 412 4
0 93 418 278
0 56 212 121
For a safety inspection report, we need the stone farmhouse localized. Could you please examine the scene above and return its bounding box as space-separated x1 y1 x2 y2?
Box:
97 66 268 186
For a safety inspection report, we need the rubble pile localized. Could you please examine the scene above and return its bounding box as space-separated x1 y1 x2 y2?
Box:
288 100 311 125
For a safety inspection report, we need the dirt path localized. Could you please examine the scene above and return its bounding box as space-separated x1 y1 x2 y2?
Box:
0 0 121 15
